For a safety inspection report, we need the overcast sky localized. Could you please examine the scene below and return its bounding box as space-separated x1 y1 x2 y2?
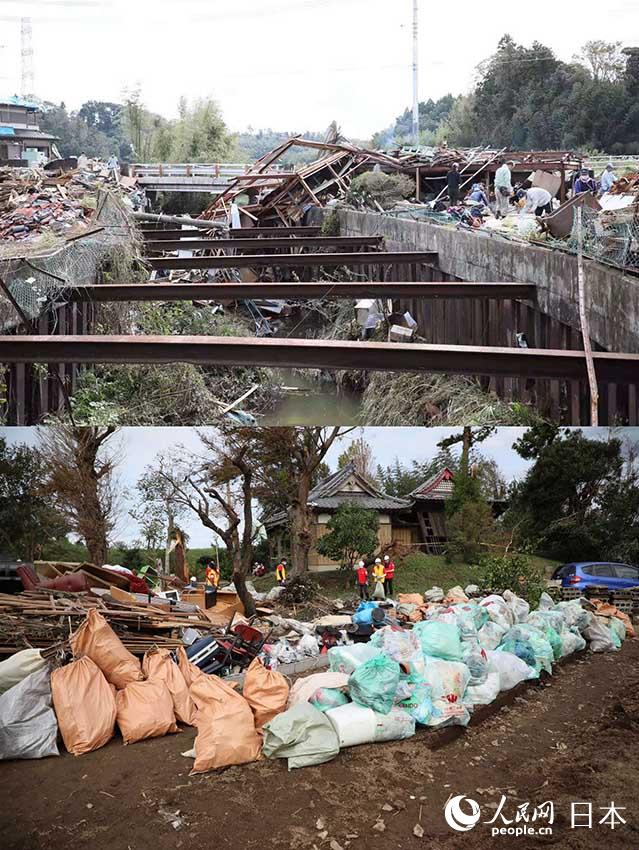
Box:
1 0 638 138
4 426 639 548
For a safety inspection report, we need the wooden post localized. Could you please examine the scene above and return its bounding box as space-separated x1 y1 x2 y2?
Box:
576 206 599 425
416 166 421 202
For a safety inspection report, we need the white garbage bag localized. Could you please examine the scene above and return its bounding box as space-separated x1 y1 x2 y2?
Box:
463 671 501 708
0 649 46 695
0 667 59 760
372 707 415 742
560 630 587 657
421 659 471 728
328 643 381 675
486 650 535 691
503 590 530 624
298 634 320 657
477 621 507 651
583 618 617 652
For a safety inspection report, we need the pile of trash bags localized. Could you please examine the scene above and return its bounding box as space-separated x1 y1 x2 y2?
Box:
0 588 634 773
258 589 634 770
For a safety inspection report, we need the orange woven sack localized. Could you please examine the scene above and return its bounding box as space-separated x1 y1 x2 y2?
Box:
51 657 116 756
242 658 289 732
116 679 178 745
190 674 261 774
71 608 142 690
175 645 204 688
142 648 196 725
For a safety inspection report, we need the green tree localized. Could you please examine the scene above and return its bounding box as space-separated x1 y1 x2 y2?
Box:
316 502 379 571
440 427 496 562
507 427 639 561
0 438 68 561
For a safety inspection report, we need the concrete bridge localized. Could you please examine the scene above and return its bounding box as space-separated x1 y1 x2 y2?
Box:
130 162 262 193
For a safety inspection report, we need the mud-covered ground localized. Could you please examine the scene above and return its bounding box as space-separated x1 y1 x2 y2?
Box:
2 641 638 850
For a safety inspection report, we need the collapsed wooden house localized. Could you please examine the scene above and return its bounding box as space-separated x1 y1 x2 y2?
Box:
198 135 583 227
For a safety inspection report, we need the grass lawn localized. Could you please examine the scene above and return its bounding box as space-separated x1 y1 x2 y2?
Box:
252 553 561 600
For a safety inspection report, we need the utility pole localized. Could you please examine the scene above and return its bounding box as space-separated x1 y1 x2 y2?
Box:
412 0 419 144
21 17 35 98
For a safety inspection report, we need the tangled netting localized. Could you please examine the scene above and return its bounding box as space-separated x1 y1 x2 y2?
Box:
0 191 136 329
567 204 639 272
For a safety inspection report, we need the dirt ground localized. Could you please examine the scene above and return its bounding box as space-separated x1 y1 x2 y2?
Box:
2 641 639 850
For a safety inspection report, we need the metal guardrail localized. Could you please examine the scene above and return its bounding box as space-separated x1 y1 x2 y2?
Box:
131 162 263 178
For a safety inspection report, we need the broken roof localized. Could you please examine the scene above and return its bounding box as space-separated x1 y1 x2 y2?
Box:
409 467 456 500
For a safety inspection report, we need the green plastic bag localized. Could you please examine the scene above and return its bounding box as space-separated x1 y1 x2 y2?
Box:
412 621 462 661
262 703 340 770
608 617 625 647
348 655 400 715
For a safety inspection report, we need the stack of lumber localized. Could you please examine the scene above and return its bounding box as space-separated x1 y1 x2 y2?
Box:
0 589 223 657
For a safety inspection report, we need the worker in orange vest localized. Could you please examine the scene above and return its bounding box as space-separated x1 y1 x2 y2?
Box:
275 558 287 585
356 560 369 599
383 554 396 597
204 561 220 607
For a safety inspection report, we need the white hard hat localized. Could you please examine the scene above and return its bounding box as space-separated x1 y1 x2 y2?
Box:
375 558 381 564
190 576 197 582
358 560 365 567
384 555 390 560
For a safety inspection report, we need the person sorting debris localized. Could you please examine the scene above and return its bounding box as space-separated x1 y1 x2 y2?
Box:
573 168 597 195
446 163 462 206
494 158 514 218
600 163 617 194
468 183 489 206
356 560 369 599
518 187 553 216
275 559 287 586
383 555 395 596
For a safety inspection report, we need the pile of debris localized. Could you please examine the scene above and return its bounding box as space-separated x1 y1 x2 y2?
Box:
1 582 632 773
0 589 221 657
0 158 140 245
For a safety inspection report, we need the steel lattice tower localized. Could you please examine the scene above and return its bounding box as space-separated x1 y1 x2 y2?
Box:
21 17 34 98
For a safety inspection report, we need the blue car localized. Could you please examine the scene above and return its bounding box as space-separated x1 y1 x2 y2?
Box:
551 561 639 591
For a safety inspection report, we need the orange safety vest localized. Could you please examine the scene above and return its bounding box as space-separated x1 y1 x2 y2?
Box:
276 563 286 581
205 565 219 587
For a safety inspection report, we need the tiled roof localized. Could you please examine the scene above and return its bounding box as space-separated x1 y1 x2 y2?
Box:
263 461 411 527
409 467 455 500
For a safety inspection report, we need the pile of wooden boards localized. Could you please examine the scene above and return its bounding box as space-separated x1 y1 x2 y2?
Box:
0 588 224 657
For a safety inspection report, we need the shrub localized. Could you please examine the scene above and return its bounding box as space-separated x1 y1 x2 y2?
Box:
478 554 547 606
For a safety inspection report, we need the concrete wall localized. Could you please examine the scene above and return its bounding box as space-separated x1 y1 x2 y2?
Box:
319 209 639 354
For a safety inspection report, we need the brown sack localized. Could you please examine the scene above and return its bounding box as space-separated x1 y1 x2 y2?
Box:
51 657 116 756
591 600 636 639
190 674 261 774
176 646 205 688
71 608 143 690
242 658 289 732
116 679 178 745
398 593 426 607
142 648 196 725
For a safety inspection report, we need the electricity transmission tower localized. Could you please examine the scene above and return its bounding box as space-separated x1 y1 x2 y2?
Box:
412 0 419 144
21 17 35 98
